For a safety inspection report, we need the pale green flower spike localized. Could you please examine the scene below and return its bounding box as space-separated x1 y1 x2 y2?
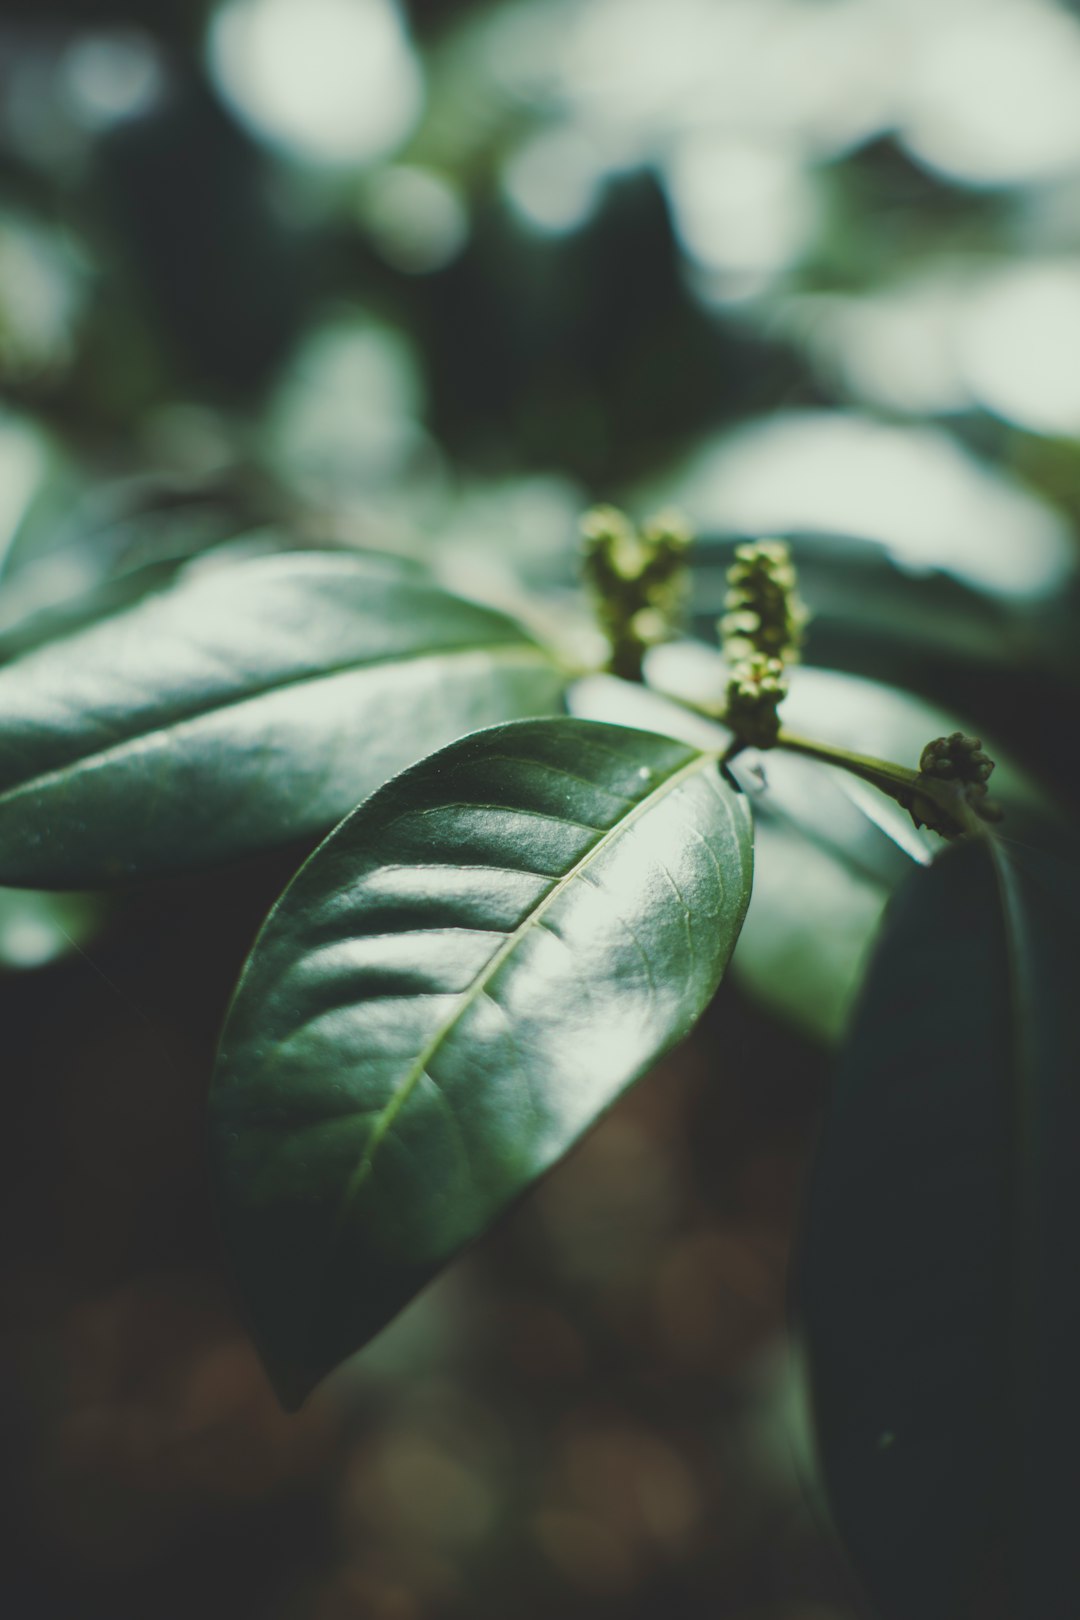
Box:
720 538 806 751
720 538 808 666
581 505 692 682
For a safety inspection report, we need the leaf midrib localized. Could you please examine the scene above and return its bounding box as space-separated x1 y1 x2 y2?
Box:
0 640 553 809
338 745 726 1217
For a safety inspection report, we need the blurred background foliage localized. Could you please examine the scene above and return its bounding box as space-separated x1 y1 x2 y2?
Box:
1 1 1078 1616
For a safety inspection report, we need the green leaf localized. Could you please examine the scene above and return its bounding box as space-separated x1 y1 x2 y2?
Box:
210 717 752 1407
733 816 888 1046
795 835 1080 1620
0 550 566 887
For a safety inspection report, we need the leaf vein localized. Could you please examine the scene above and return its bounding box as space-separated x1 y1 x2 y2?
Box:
338 749 720 1213
0 642 553 808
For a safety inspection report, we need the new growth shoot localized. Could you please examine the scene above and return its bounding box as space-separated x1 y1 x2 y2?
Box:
581 505 692 683
582 513 1001 844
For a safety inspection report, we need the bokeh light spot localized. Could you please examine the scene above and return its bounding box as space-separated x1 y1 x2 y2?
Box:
902 0 1080 185
207 0 423 167
663 411 1072 598
62 32 165 130
503 127 605 235
961 261 1080 436
359 166 468 272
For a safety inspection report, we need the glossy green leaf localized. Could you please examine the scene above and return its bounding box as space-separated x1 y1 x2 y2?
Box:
796 836 1080 1620
0 550 566 887
211 717 752 1406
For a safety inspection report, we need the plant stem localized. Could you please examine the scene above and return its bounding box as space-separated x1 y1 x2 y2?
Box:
658 689 989 840
773 729 991 837
654 690 922 800
773 729 921 801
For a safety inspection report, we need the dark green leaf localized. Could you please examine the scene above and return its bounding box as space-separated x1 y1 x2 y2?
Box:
0 550 565 886
211 717 752 1406
796 835 1080 1620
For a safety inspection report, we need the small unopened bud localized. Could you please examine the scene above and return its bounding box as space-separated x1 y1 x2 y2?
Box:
911 732 1003 837
919 732 995 783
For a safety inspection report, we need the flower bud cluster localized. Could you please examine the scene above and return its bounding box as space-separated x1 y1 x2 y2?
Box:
918 732 994 786
721 540 806 749
721 540 807 664
911 732 1004 837
724 653 789 749
581 505 691 681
